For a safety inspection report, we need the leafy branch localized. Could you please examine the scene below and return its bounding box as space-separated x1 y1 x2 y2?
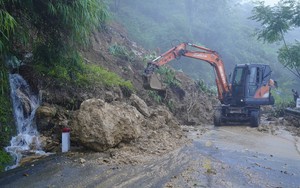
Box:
250 0 300 79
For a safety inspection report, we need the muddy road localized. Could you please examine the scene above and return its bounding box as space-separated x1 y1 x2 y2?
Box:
1 124 300 188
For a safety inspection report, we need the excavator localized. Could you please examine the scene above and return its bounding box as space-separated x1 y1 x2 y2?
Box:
143 42 277 127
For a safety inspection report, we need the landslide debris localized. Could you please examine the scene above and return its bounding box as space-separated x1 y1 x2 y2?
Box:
33 22 216 164
71 98 143 151
284 115 300 136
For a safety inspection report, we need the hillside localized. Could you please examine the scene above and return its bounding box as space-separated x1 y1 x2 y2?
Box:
12 22 217 165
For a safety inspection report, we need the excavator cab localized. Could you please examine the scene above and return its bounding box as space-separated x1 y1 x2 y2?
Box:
230 64 275 107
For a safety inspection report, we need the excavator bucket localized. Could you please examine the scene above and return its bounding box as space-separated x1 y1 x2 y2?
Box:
143 73 166 91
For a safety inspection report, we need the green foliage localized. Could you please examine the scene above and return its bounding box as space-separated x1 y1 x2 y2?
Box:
0 64 15 152
250 1 295 43
0 4 17 53
251 0 300 79
148 90 162 103
273 101 294 117
35 54 133 90
195 79 217 95
156 67 180 88
270 89 294 117
0 0 109 71
109 43 135 62
47 0 109 46
0 149 12 172
86 64 134 89
278 41 300 71
142 52 158 65
166 99 175 112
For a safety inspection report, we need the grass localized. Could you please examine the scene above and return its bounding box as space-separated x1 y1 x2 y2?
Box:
148 90 163 103
195 79 216 95
109 43 135 62
0 149 12 172
34 54 134 91
0 64 14 172
156 67 180 88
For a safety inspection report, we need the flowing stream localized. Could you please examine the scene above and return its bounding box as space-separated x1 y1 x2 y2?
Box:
5 73 44 170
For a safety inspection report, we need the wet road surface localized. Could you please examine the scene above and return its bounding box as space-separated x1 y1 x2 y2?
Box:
0 125 300 187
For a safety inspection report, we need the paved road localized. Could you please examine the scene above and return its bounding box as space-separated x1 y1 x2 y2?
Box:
0 125 300 187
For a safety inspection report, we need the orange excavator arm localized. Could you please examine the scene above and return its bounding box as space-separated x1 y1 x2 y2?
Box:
144 42 230 102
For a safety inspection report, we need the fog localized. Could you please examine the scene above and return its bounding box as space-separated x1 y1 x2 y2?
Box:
257 0 279 5
110 0 300 99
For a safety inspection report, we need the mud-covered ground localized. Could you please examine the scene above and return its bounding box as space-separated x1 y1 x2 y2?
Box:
1 118 300 188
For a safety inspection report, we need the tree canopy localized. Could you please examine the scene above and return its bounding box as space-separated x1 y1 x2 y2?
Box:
251 0 300 79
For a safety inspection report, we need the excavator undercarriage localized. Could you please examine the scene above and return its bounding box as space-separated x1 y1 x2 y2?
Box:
213 105 261 127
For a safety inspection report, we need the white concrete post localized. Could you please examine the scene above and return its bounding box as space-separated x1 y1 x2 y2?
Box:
62 128 71 152
297 98 300 108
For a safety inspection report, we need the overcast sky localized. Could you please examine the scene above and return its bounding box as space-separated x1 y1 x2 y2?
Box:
263 0 280 5
244 0 280 5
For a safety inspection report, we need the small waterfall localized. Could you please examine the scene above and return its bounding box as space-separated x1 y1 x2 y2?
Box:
5 73 44 170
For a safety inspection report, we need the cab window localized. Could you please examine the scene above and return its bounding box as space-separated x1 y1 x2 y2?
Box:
233 67 244 85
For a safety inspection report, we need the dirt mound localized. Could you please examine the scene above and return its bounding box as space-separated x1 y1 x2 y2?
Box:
170 71 218 125
283 115 300 136
34 22 215 164
257 113 300 137
83 23 218 125
37 96 188 165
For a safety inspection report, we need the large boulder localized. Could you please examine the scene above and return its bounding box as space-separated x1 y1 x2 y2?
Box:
72 99 144 151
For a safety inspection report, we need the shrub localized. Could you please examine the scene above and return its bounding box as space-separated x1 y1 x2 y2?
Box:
0 149 12 172
156 67 180 88
273 101 294 117
195 79 216 95
148 90 163 103
109 43 135 62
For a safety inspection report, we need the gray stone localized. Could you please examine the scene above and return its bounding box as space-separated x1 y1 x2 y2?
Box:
130 94 150 117
72 99 144 151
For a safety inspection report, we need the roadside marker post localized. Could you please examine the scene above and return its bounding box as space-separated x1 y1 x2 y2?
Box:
62 128 71 152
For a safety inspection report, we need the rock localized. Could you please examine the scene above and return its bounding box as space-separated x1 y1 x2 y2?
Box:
257 125 268 132
104 91 114 102
16 89 32 118
71 99 144 151
79 158 86 164
36 105 57 132
130 94 150 117
39 135 60 152
104 88 123 102
19 155 45 167
148 106 180 129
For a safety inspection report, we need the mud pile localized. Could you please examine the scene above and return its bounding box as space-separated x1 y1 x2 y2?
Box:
36 94 187 165
283 116 300 136
84 24 218 125
257 112 300 137
31 22 216 164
